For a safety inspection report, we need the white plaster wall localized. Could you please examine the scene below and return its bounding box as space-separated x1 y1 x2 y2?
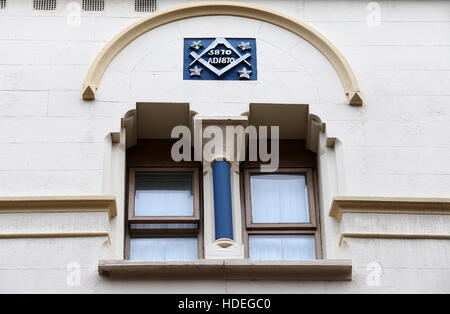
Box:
0 0 449 293
1 0 448 198
102 15 342 107
2 237 448 294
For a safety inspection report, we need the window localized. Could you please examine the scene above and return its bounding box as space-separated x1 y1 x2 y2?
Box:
33 0 56 11
242 152 322 260
249 234 316 260
133 172 195 217
249 173 311 224
0 0 6 10
126 167 202 261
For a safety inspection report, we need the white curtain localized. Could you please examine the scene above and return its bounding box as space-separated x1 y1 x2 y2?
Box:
130 238 198 261
249 235 316 260
250 174 310 223
134 173 193 216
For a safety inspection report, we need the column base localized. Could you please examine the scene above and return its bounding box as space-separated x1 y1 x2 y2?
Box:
214 238 235 248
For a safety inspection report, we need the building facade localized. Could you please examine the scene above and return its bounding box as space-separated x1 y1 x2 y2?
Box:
0 0 449 293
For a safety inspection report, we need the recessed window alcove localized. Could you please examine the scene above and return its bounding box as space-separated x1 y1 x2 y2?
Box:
91 2 358 279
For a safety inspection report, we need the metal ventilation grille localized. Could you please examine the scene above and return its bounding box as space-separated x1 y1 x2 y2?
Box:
33 0 56 11
82 0 104 12
0 0 6 10
135 0 158 13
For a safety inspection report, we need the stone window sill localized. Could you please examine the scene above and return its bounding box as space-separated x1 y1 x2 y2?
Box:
98 259 352 281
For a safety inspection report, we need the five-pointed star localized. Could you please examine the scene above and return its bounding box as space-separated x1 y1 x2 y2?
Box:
238 42 251 51
190 65 203 77
238 67 252 79
190 40 203 50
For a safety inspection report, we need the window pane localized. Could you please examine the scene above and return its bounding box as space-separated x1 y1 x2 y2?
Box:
130 237 198 261
249 235 316 260
134 172 194 216
250 174 310 223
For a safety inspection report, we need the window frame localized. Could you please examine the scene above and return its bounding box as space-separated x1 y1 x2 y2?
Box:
126 167 203 260
244 168 317 230
128 167 200 223
241 166 322 260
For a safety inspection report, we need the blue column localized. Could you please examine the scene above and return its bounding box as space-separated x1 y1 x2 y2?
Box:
212 161 234 240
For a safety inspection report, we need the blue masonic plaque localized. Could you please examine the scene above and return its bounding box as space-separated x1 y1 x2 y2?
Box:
184 38 257 81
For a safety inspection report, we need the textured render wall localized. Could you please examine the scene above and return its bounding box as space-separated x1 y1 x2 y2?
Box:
310 1 450 198
0 0 449 293
1 0 449 197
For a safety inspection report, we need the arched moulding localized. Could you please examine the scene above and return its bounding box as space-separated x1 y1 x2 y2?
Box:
82 1 363 106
